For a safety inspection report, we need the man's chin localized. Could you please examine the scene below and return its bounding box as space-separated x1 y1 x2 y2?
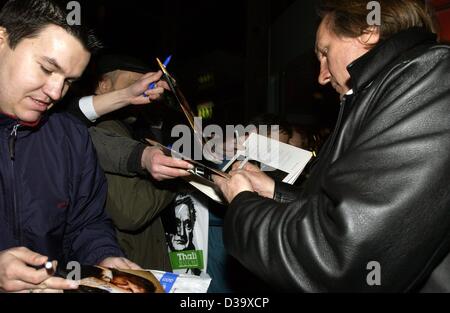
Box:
17 112 42 124
173 243 188 250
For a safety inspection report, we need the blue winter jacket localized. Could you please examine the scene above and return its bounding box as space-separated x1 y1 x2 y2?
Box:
0 112 124 265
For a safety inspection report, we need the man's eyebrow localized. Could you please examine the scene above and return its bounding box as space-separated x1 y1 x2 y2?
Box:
41 56 64 73
314 46 321 58
315 45 328 58
41 56 81 81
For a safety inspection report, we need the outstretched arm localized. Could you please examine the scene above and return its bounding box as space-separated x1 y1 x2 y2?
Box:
88 71 168 118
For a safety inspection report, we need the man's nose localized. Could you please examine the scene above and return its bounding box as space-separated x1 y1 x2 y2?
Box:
179 224 186 237
318 62 331 85
42 77 64 102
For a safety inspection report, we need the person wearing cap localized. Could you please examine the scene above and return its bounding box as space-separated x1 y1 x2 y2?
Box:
64 54 193 181
71 54 189 270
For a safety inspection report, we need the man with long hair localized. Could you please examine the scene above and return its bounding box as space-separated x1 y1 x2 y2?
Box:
215 0 450 292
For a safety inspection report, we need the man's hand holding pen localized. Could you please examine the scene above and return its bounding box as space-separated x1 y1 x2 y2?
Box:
145 55 172 93
0 247 79 293
125 70 170 106
131 55 173 102
213 162 275 203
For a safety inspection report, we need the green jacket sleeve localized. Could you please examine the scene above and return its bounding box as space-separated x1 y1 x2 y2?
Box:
105 173 175 232
95 120 175 232
89 126 147 177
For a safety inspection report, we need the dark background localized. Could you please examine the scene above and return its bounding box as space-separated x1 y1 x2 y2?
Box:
76 0 340 129
1 0 449 131
76 0 328 128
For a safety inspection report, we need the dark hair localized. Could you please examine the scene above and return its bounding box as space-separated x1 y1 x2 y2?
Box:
317 0 436 42
0 0 102 53
163 193 197 251
173 194 197 224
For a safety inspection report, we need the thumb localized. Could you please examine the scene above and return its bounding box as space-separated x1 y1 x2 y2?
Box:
243 162 260 172
10 247 48 267
142 70 162 83
124 259 142 270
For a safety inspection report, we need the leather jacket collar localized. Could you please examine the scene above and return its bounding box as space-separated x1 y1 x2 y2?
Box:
347 27 437 92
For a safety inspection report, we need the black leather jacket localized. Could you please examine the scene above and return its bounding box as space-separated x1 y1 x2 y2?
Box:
224 28 450 292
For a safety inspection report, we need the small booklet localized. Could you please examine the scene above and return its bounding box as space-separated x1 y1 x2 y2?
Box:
59 265 210 293
61 265 165 293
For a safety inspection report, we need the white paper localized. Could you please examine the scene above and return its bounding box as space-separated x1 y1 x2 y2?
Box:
188 133 313 201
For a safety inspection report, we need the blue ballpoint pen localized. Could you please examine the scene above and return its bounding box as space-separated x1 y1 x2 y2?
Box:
144 55 172 95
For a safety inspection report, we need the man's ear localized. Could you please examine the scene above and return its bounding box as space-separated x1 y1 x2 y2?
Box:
96 77 113 95
0 27 9 49
358 26 380 47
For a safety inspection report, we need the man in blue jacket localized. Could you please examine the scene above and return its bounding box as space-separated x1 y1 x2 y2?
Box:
0 0 140 293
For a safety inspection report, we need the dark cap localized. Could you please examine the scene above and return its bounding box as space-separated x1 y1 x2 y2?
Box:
96 54 151 76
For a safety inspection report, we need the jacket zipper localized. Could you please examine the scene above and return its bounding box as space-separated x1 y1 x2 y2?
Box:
8 124 21 243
